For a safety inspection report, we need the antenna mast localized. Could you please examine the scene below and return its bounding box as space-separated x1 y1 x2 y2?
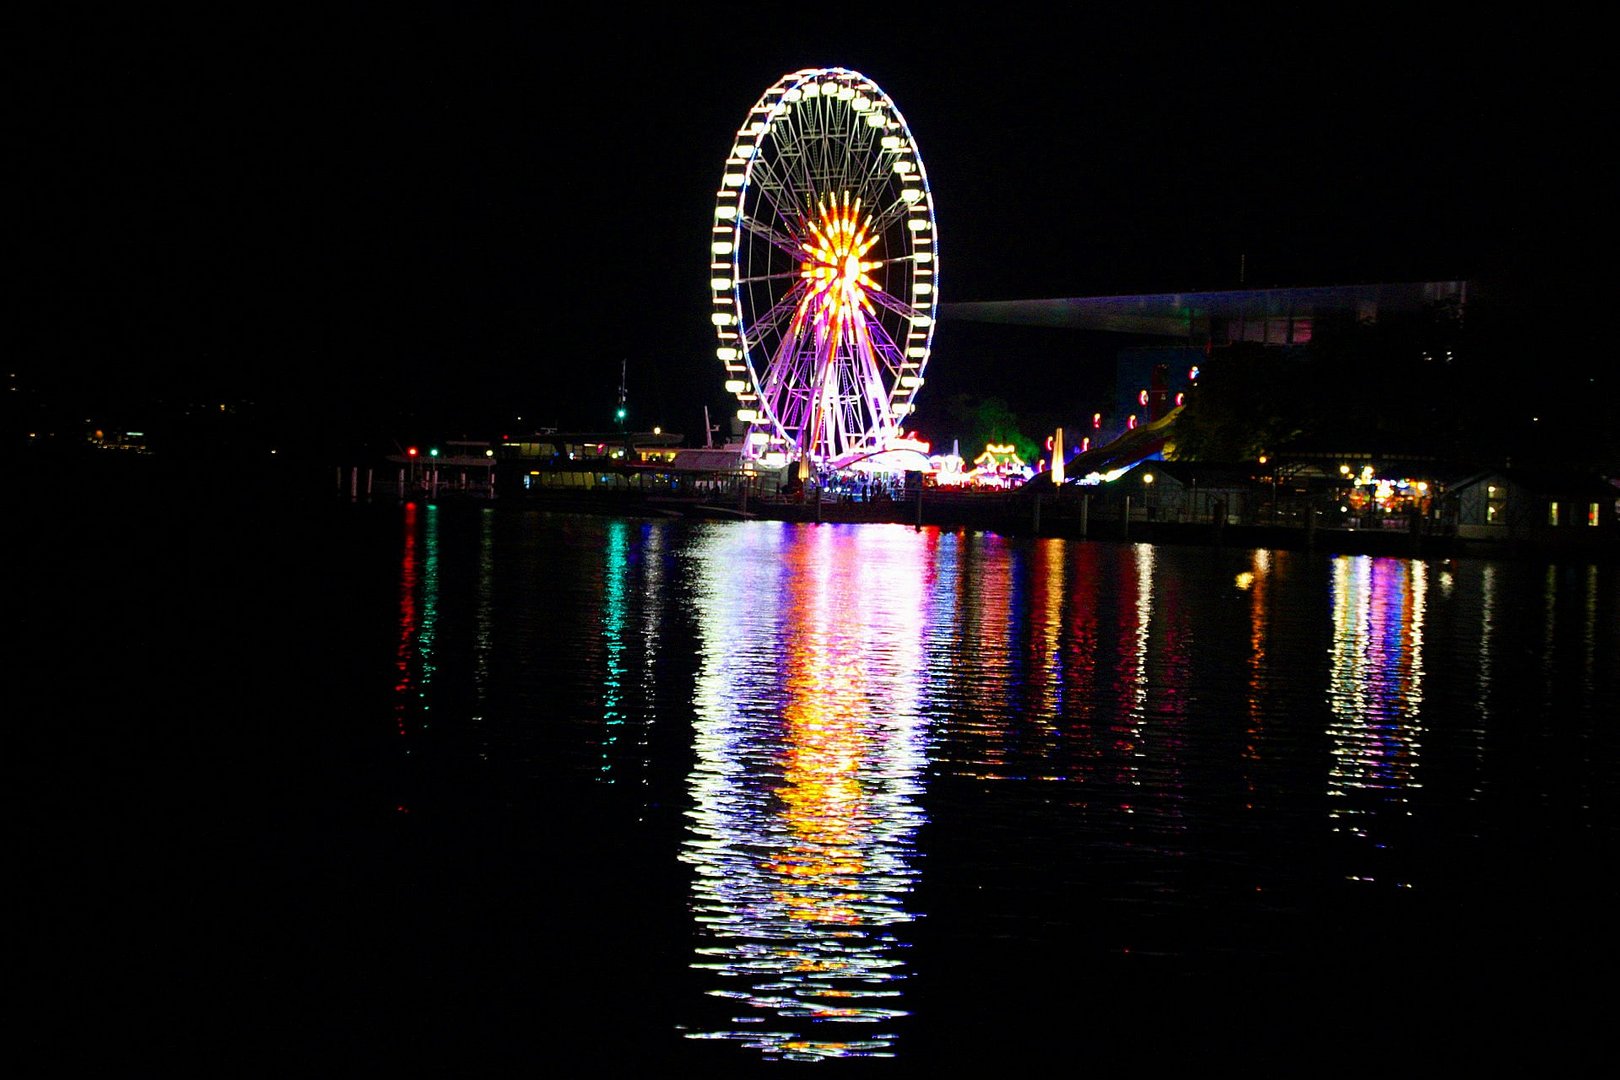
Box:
615 359 627 429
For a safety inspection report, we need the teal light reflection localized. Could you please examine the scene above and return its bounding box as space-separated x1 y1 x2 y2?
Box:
599 519 628 780
471 507 494 728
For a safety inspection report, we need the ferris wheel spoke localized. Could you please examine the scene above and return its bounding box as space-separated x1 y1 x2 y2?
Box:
760 345 818 444
759 337 809 396
865 286 916 322
865 195 914 237
750 283 811 341
733 268 802 288
741 143 812 219
847 334 893 434
737 211 806 262
757 329 813 402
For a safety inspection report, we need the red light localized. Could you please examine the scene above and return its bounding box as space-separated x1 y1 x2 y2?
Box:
408 447 418 456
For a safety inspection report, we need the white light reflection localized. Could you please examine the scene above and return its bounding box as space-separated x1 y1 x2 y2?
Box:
1325 556 1426 884
1471 562 1496 800
637 523 664 784
1581 564 1600 700
681 522 931 1062
471 509 494 735
1543 564 1558 686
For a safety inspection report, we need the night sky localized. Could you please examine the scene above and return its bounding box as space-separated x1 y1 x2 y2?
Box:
16 6 1601 455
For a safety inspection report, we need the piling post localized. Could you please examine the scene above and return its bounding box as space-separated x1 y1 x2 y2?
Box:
350 466 358 500
1080 492 1089 539
1032 491 1041 534
1122 495 1131 541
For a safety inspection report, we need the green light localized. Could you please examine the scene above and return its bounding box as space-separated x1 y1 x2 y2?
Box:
616 408 626 420
429 448 439 457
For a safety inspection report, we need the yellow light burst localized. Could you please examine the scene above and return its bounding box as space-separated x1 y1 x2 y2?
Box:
794 192 881 338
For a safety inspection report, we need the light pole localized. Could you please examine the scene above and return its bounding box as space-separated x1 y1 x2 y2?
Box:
1260 453 1277 524
616 358 628 432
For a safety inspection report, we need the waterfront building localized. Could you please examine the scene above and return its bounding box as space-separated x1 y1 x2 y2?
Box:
1446 467 1618 549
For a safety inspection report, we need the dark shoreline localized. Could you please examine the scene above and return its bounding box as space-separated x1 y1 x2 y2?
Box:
23 449 1613 564
367 483 1616 564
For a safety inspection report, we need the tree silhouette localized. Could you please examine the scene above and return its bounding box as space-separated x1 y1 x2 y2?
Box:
933 393 1040 464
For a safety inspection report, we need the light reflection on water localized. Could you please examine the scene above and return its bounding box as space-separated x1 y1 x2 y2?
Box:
600 519 629 778
392 501 440 749
1326 556 1426 882
682 524 930 1061
594 518 670 781
371 509 1618 1065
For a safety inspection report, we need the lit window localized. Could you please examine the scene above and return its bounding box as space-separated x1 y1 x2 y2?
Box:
1548 501 1560 527
1589 502 1601 527
1486 485 1505 525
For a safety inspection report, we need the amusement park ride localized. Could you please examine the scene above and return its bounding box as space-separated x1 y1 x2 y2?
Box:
709 67 940 484
708 66 1172 493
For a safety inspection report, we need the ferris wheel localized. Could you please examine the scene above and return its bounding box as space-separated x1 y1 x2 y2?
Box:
709 67 939 474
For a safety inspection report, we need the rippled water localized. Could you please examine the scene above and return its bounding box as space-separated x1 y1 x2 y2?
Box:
27 496 1617 1071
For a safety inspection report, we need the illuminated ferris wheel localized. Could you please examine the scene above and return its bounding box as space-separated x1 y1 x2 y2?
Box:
708 67 940 475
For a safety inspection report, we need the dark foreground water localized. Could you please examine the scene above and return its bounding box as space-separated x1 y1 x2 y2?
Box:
18 480 1617 1073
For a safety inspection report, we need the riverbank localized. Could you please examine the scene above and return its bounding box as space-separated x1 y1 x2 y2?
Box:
745 492 1608 561
360 481 1614 562
22 448 1607 563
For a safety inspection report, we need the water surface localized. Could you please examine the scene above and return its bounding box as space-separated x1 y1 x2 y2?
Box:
23 497 1615 1071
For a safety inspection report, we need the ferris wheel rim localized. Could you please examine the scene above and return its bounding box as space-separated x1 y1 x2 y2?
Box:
709 66 939 469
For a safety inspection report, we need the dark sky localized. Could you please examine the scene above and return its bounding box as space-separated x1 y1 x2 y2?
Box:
16 6 1600 449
